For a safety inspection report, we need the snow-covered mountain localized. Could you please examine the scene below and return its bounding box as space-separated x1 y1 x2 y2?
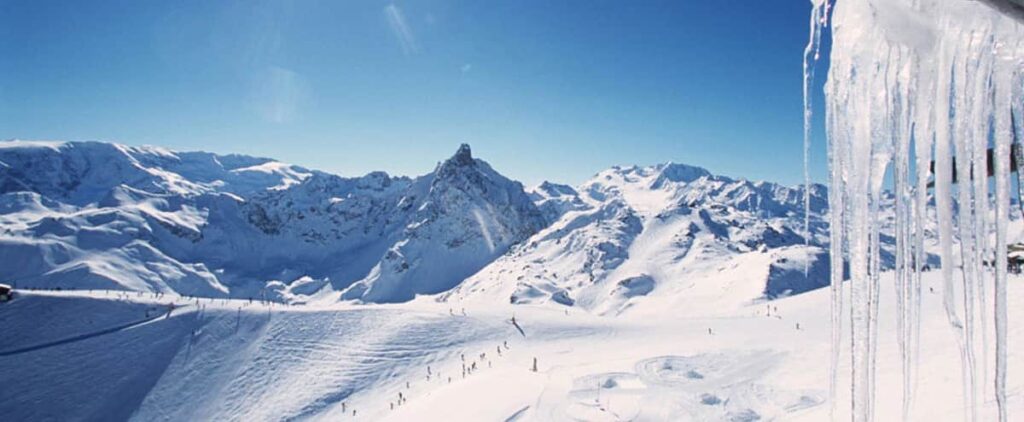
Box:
340 144 546 302
0 140 315 298
0 141 546 303
447 163 834 316
0 140 839 310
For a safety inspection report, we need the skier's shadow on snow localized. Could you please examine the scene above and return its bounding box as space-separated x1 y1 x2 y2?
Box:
511 320 526 338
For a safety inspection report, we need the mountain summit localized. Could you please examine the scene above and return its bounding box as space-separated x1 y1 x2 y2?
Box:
341 144 546 302
450 143 474 166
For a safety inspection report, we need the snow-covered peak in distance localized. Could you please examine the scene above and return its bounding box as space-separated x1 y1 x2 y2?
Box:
0 139 312 205
528 181 589 225
531 181 579 198
649 162 714 187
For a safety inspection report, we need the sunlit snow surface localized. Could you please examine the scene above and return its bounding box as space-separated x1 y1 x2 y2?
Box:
3 272 1024 421
818 0 1024 420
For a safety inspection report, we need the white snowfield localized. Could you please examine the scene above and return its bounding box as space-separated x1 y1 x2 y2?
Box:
1 270 1021 421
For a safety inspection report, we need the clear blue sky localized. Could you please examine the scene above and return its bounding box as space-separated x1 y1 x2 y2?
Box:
1 0 828 187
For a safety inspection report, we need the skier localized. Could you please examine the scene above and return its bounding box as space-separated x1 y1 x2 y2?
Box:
532 357 538 372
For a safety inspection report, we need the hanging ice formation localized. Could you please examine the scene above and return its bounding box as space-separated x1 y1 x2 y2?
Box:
807 0 1023 421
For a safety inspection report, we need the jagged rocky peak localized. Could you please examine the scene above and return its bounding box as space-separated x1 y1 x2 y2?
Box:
433 144 483 183
453 143 473 165
339 142 548 303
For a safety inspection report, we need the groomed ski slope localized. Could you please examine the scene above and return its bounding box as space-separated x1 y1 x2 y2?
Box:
2 271 1023 421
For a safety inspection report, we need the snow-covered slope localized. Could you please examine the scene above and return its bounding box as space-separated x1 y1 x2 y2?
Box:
449 163 835 316
4 271 1023 421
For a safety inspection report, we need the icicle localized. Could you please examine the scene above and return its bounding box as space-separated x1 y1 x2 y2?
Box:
804 0 828 276
992 67 1012 422
819 1 1023 420
890 50 916 420
969 34 993 405
910 44 934 420
951 30 980 420
826 85 846 422
805 4 843 418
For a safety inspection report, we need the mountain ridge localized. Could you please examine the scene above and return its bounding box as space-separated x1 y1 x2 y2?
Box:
0 139 834 309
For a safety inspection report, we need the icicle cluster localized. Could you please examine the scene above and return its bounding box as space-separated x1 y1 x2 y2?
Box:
812 0 1023 421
